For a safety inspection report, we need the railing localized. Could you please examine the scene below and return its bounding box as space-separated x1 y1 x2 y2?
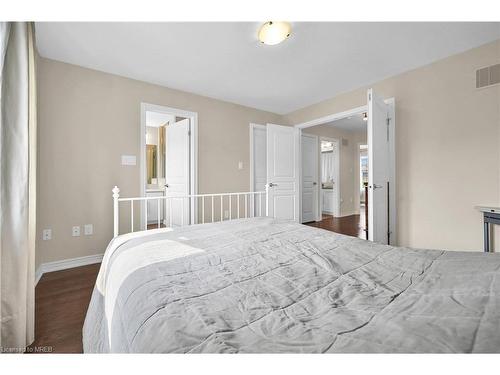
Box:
112 186 269 237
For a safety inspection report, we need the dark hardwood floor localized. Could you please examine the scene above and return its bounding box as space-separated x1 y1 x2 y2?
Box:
147 223 166 230
305 213 367 239
27 263 100 353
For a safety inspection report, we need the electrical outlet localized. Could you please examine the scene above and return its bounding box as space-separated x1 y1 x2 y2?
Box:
224 210 229 219
238 161 243 170
72 226 81 237
42 229 52 241
84 224 93 236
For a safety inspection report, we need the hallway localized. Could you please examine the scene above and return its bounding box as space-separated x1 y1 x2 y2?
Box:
305 214 367 240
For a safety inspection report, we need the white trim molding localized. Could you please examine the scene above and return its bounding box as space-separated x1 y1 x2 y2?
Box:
295 105 368 129
35 253 103 285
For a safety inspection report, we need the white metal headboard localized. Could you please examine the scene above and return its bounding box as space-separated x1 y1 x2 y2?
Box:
112 186 269 237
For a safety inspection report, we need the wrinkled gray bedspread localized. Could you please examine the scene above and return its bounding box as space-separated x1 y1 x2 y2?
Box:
83 218 500 353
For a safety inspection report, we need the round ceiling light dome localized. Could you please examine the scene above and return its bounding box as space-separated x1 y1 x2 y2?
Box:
258 21 291 45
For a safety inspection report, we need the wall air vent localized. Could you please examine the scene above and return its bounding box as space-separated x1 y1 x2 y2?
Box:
476 63 500 89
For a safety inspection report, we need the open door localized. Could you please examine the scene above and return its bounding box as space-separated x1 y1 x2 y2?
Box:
301 133 318 223
367 89 390 243
266 124 300 221
165 118 190 226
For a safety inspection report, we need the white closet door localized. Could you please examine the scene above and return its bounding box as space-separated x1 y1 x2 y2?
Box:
165 118 190 226
301 134 318 222
367 89 389 243
266 124 300 221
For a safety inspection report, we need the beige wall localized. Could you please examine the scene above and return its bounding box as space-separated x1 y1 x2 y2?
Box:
286 40 500 252
303 126 367 216
37 39 500 267
36 57 283 266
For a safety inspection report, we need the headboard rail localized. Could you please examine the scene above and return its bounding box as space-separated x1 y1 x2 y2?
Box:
112 186 269 237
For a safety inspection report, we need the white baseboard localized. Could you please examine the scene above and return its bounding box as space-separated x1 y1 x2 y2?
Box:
338 211 358 218
322 211 357 218
35 253 103 285
35 267 44 285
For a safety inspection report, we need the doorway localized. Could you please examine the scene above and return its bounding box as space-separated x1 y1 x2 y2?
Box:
319 137 340 219
296 90 396 245
140 103 198 229
300 113 366 238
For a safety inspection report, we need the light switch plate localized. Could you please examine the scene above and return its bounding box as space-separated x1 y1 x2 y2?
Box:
238 161 243 170
42 229 52 241
72 226 81 237
121 155 137 166
84 224 93 236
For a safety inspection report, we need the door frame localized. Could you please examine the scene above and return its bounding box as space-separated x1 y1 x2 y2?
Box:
294 97 396 245
319 136 340 220
140 102 198 228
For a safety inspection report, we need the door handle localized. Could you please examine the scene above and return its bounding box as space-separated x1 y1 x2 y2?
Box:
267 183 278 188
164 184 169 188
370 184 382 189
312 182 317 185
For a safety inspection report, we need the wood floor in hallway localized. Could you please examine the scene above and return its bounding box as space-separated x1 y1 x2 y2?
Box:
305 213 367 240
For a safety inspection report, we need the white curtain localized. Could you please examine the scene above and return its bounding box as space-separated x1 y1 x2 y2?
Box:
0 22 37 351
321 152 334 183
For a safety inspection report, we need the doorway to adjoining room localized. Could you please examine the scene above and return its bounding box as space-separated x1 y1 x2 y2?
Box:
140 103 198 230
301 112 367 239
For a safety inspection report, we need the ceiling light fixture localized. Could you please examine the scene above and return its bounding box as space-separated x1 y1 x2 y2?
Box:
258 22 291 45
363 112 368 121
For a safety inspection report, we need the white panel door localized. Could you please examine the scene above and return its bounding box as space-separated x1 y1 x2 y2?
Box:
367 89 389 243
166 118 190 226
301 134 318 223
266 124 300 221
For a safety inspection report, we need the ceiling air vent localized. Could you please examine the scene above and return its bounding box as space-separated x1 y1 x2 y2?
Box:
476 63 500 89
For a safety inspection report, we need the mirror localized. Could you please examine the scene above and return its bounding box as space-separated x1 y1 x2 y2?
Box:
146 144 157 184
146 125 167 188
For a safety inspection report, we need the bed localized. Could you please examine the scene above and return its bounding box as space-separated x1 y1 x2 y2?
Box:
83 216 500 353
